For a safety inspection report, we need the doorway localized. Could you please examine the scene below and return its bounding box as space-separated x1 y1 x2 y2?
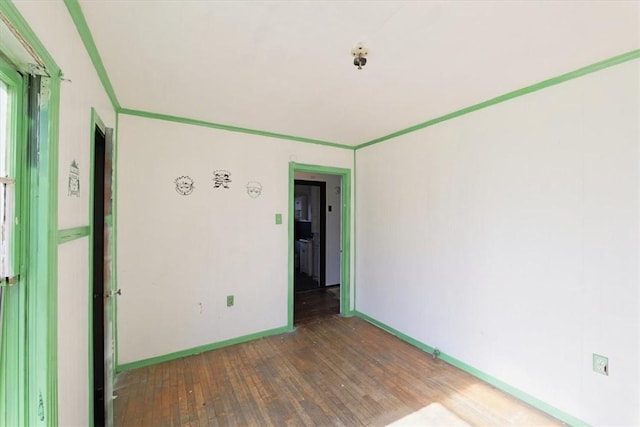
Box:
92 124 106 426
288 163 351 328
294 180 326 291
90 114 114 427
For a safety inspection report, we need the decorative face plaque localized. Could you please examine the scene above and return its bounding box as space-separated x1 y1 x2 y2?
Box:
68 160 80 197
213 170 232 189
175 176 195 195
246 181 263 198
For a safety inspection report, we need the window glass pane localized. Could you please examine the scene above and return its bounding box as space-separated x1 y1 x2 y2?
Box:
0 80 7 176
0 80 12 280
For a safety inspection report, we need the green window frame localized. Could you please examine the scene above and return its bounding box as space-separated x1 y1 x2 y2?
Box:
0 54 27 427
0 2 61 426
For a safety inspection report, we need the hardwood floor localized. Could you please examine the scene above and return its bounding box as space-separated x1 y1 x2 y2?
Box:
294 286 340 326
114 316 562 427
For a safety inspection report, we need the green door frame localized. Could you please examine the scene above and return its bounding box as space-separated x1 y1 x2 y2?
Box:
288 162 352 328
88 108 116 426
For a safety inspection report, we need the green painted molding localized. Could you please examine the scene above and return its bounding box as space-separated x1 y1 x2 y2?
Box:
352 311 588 427
0 3 62 426
357 49 640 149
63 0 120 111
116 325 292 373
120 108 354 150
110 111 120 427
57 0 640 154
0 52 27 427
87 107 117 427
45 74 61 427
352 151 357 311
287 164 295 327
113 111 120 372
57 226 90 244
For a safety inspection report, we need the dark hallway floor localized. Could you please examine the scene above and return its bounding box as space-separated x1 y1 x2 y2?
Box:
294 285 340 326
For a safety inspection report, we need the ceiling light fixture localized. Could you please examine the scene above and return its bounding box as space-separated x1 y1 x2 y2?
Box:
351 43 369 70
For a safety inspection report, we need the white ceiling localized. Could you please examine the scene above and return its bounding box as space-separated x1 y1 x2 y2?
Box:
79 0 639 146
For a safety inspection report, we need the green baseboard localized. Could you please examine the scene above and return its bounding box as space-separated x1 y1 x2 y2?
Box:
352 311 588 427
116 325 293 372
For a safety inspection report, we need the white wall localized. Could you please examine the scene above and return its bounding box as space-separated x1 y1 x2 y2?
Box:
295 172 342 286
355 60 639 426
117 115 353 364
14 2 116 426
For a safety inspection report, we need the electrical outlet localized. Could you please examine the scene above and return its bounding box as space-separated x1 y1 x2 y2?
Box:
593 354 608 376
226 295 234 307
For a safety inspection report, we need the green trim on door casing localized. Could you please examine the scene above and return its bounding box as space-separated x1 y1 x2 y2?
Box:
57 226 90 244
287 164 295 327
113 111 120 372
352 150 357 310
87 108 96 427
87 108 117 426
289 162 353 330
120 108 353 150
352 311 588 427
63 0 120 111
116 325 291 372
357 49 640 149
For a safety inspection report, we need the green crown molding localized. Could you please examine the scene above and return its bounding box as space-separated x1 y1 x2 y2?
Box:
120 108 353 150
357 49 640 149
352 311 588 427
63 0 120 111
60 0 638 150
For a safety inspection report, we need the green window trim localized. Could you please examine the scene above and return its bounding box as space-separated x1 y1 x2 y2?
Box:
0 2 62 426
0 57 24 283
0 53 27 427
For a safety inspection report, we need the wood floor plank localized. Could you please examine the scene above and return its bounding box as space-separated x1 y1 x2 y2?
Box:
114 316 563 427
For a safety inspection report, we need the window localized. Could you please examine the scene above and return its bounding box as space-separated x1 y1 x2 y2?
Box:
0 78 7 336
0 61 20 350
1 3 63 423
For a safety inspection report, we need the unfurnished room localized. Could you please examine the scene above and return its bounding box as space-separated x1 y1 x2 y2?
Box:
0 1 639 426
